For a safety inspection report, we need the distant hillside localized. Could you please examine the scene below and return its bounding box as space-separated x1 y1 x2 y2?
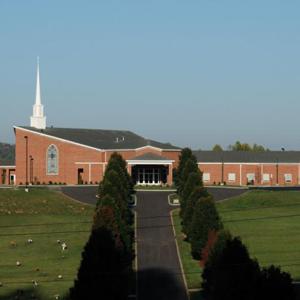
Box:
0 143 15 165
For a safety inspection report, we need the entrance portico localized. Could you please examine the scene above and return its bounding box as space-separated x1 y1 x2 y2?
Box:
127 153 174 186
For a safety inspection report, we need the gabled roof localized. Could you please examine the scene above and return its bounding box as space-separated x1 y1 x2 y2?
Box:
17 126 181 151
129 152 171 161
193 151 300 163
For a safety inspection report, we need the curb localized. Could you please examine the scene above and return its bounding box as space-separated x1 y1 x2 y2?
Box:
170 209 190 300
168 193 180 206
135 189 177 192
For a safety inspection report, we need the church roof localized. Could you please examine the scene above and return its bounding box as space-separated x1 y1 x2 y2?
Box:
18 127 180 151
129 152 172 161
193 150 300 163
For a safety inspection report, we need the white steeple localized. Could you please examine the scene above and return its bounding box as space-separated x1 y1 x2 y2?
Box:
30 57 46 129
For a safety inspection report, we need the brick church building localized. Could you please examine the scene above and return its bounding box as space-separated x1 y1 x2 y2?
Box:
1 62 300 187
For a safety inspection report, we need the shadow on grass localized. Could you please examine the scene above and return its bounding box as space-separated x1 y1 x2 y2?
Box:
189 284 300 300
189 290 204 300
0 288 43 300
0 268 187 300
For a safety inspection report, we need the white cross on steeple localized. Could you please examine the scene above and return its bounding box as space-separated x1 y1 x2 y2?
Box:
30 57 46 129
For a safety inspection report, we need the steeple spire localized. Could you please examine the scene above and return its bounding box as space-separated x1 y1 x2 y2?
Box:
35 56 41 105
30 57 46 129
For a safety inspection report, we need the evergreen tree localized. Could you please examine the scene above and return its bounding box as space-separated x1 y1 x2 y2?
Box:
105 152 134 195
190 196 223 259
178 157 199 195
69 227 131 300
180 173 204 219
182 186 209 237
70 200 131 300
175 148 197 193
94 199 132 252
258 265 296 300
202 235 261 300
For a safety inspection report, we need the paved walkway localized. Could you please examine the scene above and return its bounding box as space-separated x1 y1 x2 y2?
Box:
136 191 188 300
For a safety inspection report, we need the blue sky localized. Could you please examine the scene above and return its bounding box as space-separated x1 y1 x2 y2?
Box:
1 1 300 149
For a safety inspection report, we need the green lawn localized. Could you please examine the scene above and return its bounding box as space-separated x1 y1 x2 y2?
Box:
172 190 300 295
0 188 94 300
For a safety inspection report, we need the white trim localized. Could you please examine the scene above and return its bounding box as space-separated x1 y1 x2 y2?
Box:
198 162 300 165
14 126 105 152
0 165 16 168
136 145 162 152
198 162 222 165
127 159 174 165
75 162 106 165
106 146 180 152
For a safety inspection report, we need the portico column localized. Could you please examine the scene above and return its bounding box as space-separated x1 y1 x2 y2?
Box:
127 164 132 176
167 164 173 186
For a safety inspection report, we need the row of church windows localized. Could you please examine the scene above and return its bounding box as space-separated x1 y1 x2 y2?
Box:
203 172 293 183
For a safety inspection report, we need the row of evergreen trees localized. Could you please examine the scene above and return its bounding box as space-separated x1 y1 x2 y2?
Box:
175 148 222 260
175 148 295 299
69 153 134 300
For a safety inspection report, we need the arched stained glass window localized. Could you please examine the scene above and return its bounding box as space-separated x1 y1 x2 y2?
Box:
47 145 58 174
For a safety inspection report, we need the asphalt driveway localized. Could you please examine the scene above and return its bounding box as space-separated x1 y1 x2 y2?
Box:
136 191 188 300
60 186 248 206
60 186 248 299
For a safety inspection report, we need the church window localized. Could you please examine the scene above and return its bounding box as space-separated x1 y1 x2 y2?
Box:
47 145 58 175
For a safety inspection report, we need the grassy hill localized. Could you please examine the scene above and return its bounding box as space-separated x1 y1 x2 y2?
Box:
173 190 300 297
0 188 94 300
0 143 15 165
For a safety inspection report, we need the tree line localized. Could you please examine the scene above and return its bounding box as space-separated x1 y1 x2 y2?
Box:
212 141 270 152
175 148 295 300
